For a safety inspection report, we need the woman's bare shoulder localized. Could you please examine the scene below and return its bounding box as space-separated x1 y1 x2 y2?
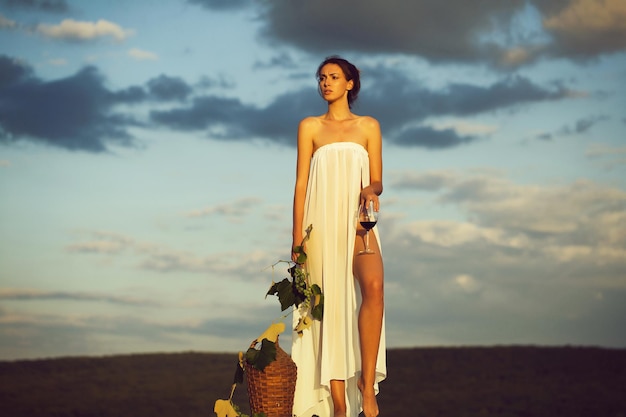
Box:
299 115 324 125
356 115 381 131
298 115 324 134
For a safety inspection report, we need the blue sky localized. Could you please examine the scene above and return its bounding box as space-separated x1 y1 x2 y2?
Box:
1 0 625 360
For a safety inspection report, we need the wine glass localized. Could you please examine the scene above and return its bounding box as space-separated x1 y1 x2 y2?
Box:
358 201 379 255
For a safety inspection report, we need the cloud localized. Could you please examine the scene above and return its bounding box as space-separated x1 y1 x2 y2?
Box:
0 301 281 359
0 56 139 152
539 0 626 58
67 231 135 254
454 274 483 294
47 57 67 66
381 169 626 346
128 48 158 61
0 56 577 153
431 119 499 136
391 125 479 149
65 229 279 277
184 197 263 221
571 115 610 133
533 114 610 140
188 0 253 11
362 70 572 147
259 0 525 65
253 52 300 70
390 170 459 191
256 0 626 68
0 13 17 29
390 169 626 254
0 0 68 12
0 55 31 87
152 67 573 149
147 74 192 101
0 56 237 152
586 143 626 170
36 18 133 42
0 288 160 307
150 87 321 145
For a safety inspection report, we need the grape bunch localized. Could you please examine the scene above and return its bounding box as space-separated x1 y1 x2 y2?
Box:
293 265 312 310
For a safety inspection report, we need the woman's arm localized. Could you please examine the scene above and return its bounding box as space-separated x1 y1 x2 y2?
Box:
362 117 383 211
292 118 315 260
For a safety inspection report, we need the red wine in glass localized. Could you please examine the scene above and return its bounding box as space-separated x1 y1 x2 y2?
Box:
358 203 379 254
360 220 377 231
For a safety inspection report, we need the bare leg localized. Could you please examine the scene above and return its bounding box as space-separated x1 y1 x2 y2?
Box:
353 228 384 417
330 379 347 417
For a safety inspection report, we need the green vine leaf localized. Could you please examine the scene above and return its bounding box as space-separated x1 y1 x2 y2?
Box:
292 245 307 264
266 278 296 311
245 338 277 371
310 284 324 321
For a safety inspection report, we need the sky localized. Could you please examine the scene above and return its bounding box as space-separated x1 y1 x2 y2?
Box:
0 0 625 361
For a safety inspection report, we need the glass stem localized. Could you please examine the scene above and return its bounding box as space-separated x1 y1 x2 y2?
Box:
365 230 370 251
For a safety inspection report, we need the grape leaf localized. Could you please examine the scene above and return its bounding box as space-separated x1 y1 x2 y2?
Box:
266 278 296 311
214 399 239 417
245 348 259 365
245 338 277 371
310 284 324 321
294 315 312 336
295 249 307 265
255 322 285 343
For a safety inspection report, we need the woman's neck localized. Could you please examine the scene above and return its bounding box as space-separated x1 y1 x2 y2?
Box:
325 100 353 121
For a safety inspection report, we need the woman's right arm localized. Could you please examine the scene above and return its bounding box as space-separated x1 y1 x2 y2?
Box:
292 118 314 261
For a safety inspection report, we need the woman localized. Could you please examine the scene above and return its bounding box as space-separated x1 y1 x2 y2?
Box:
291 56 386 417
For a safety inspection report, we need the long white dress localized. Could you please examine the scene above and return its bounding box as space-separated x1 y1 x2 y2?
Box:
291 142 387 417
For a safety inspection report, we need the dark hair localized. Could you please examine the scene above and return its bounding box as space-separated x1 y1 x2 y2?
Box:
316 55 361 108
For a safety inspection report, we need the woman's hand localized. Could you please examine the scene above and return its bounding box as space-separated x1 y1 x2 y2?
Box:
291 245 299 263
360 186 380 212
291 239 304 263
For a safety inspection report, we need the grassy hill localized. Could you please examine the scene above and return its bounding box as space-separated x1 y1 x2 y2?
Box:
1 346 625 417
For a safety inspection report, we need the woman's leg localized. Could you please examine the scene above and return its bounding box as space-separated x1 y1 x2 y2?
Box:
353 229 384 417
330 379 347 416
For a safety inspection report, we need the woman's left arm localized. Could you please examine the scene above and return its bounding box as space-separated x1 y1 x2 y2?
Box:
362 117 383 211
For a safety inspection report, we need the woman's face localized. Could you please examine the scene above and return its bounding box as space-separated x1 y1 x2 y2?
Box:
318 63 353 103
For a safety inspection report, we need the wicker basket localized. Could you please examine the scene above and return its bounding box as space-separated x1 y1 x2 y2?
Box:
245 337 297 417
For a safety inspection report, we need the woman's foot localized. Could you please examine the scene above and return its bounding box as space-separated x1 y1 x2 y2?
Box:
357 378 379 417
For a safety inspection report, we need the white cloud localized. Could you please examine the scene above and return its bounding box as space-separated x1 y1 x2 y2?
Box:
67 240 129 254
586 143 626 158
67 231 134 254
586 143 626 170
184 197 263 222
430 119 499 136
127 48 158 61
404 220 528 249
66 229 278 278
0 14 16 29
36 19 133 42
454 274 483 294
391 171 626 265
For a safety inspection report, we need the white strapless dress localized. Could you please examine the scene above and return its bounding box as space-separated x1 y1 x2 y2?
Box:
292 142 386 417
